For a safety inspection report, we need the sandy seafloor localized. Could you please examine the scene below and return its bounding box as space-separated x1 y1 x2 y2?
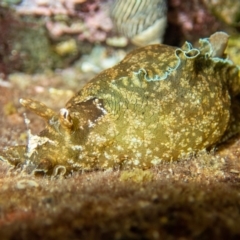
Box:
0 65 240 240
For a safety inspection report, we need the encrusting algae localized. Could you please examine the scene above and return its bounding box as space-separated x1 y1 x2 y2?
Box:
1 32 240 175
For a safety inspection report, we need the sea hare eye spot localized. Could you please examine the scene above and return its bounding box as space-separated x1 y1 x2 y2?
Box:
59 108 73 128
60 108 69 119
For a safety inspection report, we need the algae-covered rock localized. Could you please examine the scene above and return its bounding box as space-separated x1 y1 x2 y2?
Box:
0 6 81 76
226 35 240 66
203 0 240 27
10 17 63 73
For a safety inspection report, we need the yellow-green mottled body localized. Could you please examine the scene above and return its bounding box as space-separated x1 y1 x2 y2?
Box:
1 32 240 175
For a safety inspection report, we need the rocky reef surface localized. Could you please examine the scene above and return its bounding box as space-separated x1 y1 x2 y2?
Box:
0 1 240 239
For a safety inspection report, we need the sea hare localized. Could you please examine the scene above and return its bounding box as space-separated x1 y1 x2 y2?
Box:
1 32 240 175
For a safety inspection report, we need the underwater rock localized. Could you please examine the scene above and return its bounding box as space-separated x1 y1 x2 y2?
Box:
1 32 240 175
226 35 240 66
0 7 74 76
167 0 222 45
203 0 240 27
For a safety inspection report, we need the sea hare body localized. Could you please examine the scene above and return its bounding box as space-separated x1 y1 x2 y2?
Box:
1 32 240 175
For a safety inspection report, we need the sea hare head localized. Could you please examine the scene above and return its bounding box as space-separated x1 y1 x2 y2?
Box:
1 98 107 175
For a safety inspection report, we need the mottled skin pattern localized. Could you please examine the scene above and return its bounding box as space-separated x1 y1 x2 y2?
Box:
1 32 240 175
